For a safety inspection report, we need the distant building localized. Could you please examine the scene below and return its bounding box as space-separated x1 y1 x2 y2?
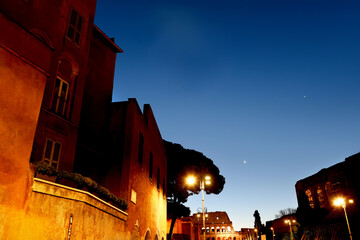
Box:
295 152 360 239
238 228 257 240
265 214 298 240
170 211 241 240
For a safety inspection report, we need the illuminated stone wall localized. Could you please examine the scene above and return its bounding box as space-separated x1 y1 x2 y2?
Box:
1 178 128 239
0 10 49 238
110 99 168 240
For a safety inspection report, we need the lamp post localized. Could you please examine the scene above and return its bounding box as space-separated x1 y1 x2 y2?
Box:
270 227 275 240
284 219 296 240
186 175 211 240
254 228 258 240
333 197 354 240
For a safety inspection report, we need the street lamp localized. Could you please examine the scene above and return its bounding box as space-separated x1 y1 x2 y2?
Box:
333 197 354 240
284 219 296 240
186 175 211 240
254 228 258 240
270 227 275 240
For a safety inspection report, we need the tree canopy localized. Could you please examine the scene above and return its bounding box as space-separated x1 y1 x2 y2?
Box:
275 208 297 219
164 140 226 239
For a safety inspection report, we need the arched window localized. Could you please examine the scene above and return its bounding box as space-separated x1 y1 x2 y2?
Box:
305 189 314 208
138 133 144 166
52 54 78 118
317 186 325 208
149 153 153 180
157 168 160 189
325 182 333 199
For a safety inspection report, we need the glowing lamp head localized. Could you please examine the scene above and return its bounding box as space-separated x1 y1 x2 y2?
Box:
349 199 354 204
205 176 211 185
270 227 273 230
334 197 345 207
186 175 196 186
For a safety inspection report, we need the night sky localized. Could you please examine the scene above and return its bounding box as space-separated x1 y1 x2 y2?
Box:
94 0 360 229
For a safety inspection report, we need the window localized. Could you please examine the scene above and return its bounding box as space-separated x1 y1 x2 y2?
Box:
163 177 166 196
52 77 69 116
149 153 153 180
305 189 314 208
325 182 333 199
138 133 143 166
66 9 83 45
157 168 160 189
317 186 325 208
43 138 61 169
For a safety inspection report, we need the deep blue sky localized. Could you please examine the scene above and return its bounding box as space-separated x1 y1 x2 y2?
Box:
94 0 360 229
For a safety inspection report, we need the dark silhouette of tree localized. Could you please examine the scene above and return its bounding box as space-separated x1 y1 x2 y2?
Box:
164 140 226 240
275 208 297 218
254 210 264 232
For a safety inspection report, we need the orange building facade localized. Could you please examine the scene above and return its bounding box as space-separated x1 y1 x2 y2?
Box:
0 0 167 239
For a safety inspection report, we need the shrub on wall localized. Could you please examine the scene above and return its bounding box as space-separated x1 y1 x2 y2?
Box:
35 162 128 210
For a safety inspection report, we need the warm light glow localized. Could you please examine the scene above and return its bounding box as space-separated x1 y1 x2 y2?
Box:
285 219 296 224
334 197 345 207
186 175 196 186
205 176 211 185
197 214 201 218
270 227 273 230
349 199 354 204
205 213 208 217
254 229 258 232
